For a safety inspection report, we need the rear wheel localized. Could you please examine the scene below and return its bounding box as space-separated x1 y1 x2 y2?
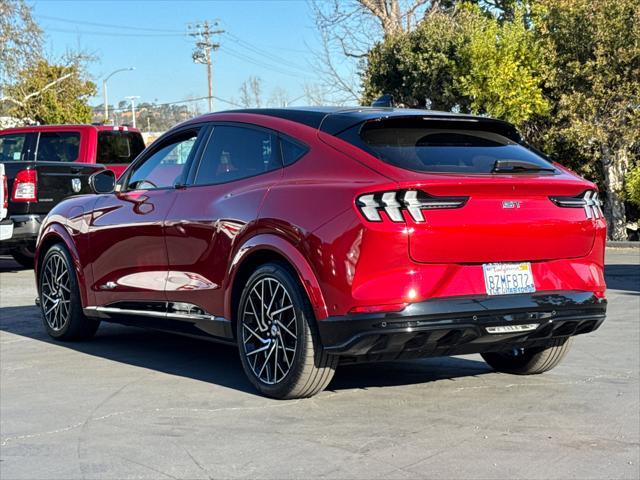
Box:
481 337 573 375
11 245 35 268
237 263 337 399
39 244 99 341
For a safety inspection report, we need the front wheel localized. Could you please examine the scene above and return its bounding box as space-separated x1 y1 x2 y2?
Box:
39 244 99 341
237 263 337 399
481 337 573 375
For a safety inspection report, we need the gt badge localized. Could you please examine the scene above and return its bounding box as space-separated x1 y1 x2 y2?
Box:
71 178 81 193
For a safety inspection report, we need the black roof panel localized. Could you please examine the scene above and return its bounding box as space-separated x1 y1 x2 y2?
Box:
217 107 518 137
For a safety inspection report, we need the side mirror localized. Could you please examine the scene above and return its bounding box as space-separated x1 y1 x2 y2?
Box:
89 169 116 194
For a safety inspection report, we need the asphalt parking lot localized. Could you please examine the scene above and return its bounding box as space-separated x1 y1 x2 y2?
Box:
0 250 638 480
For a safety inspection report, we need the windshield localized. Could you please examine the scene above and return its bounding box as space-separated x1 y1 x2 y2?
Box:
346 119 556 174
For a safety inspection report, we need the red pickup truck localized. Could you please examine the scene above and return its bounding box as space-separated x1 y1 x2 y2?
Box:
0 124 145 267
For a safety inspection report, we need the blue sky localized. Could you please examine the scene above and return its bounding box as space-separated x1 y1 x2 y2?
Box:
32 0 335 112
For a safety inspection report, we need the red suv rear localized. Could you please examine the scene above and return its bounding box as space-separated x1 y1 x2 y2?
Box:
34 108 607 398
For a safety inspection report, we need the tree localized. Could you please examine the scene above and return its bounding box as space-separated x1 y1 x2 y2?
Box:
459 6 549 125
239 76 263 108
3 58 96 124
626 165 640 207
311 1 521 102
268 87 290 107
533 0 640 239
361 4 549 124
0 0 42 92
361 7 466 109
304 83 331 106
311 0 437 102
1 0 98 125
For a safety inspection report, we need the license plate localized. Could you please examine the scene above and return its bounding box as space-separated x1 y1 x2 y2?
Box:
483 263 536 296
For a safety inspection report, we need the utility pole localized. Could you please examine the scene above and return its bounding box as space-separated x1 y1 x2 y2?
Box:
188 20 224 112
124 96 140 128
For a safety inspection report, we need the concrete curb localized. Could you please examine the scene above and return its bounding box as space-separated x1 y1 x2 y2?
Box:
606 241 640 248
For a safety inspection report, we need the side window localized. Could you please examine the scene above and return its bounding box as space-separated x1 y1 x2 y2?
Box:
126 130 199 191
36 132 81 162
195 125 280 185
0 134 28 162
280 137 308 166
97 131 146 165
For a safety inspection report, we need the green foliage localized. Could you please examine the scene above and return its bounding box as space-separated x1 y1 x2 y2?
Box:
533 0 639 157
626 166 640 207
361 4 549 125
459 5 549 125
362 9 467 110
5 59 96 125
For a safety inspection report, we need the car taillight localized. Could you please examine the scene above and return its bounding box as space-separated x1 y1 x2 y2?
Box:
549 190 603 219
11 169 37 202
2 174 7 209
356 190 468 223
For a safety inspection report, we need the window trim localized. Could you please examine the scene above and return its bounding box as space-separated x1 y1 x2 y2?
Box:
119 124 207 193
188 121 286 188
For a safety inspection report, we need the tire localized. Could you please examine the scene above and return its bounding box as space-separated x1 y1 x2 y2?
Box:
237 262 338 399
11 245 35 268
481 337 574 375
38 243 99 341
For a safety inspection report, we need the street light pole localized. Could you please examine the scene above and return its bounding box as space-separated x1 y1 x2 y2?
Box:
103 67 135 123
124 96 140 128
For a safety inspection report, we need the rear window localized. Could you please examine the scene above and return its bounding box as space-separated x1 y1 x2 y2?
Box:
346 119 556 174
97 131 145 165
0 134 27 161
36 131 81 162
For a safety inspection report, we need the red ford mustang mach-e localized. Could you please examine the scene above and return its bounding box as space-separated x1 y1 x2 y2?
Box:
35 107 607 398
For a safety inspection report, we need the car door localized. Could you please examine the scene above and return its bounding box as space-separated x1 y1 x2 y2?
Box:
163 123 284 326
89 126 206 308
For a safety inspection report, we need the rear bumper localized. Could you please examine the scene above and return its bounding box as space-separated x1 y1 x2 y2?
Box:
0 219 13 241
317 291 606 360
0 215 43 247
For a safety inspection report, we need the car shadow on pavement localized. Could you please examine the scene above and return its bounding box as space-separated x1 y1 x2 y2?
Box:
0 256 30 273
0 304 491 396
604 264 640 293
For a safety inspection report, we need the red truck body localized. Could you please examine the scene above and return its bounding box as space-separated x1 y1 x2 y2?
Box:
0 124 145 178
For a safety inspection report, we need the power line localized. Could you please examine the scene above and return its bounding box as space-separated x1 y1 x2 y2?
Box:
37 14 185 33
224 32 310 74
220 46 313 80
44 26 187 37
95 95 242 113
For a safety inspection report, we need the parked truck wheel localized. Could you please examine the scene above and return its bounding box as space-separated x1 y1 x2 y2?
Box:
11 245 35 269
